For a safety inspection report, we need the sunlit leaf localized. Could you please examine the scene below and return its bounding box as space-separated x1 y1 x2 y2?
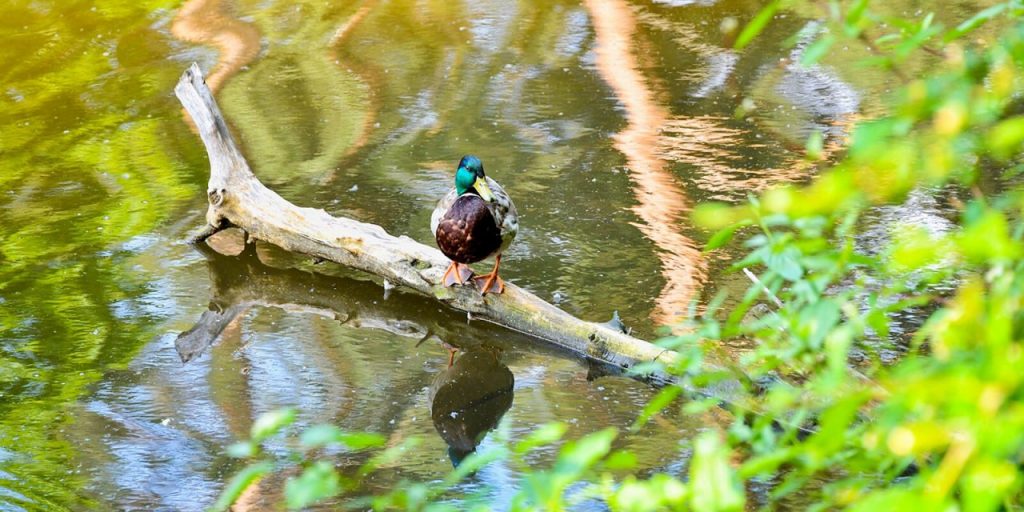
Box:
766 250 803 281
360 437 422 476
800 34 836 67
632 386 681 431
739 447 794 478
554 428 618 477
735 0 781 50
226 441 257 459
300 425 386 451
251 408 297 443
603 450 638 471
689 432 744 511
844 0 870 35
961 459 1018 511
284 461 340 510
299 425 343 450
209 462 274 512
705 225 740 252
805 130 825 160
446 448 508 484
987 116 1024 160
515 423 568 455
945 3 1008 42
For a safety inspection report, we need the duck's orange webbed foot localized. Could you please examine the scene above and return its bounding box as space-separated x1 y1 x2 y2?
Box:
441 262 474 287
473 273 505 295
473 255 505 295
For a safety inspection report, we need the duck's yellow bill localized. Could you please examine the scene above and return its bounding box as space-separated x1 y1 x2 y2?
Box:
474 177 494 202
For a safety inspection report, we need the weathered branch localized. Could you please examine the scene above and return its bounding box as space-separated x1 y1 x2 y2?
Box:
174 63 679 373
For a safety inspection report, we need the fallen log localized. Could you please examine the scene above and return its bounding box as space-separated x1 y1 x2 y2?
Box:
174 63 678 373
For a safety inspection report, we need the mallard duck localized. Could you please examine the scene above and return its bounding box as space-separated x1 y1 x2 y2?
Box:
430 155 518 295
429 347 514 466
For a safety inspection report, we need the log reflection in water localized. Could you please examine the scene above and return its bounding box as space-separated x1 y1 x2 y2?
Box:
429 347 514 467
171 0 260 92
175 231 588 367
584 0 706 327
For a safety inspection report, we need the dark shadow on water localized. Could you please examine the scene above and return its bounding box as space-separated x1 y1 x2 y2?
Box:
429 347 514 467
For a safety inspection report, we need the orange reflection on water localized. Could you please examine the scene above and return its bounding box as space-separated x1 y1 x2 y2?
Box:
584 0 706 327
633 7 852 201
328 1 379 161
171 0 260 92
657 117 808 202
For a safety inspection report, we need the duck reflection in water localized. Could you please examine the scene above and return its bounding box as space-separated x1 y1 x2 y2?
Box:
429 346 514 467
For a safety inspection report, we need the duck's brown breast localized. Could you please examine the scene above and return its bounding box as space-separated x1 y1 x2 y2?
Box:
435 195 502 264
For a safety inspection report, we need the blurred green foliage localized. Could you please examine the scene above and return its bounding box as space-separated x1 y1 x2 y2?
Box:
217 2 1024 510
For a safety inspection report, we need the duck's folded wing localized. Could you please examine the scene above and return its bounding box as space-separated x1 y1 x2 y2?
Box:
486 177 519 241
431 188 459 236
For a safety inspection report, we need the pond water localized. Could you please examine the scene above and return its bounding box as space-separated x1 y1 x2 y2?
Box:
0 0 997 509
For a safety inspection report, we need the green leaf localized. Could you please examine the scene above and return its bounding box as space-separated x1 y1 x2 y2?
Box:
209 462 274 512
360 437 422 476
553 428 618 477
847 488 926 511
735 0 781 50
628 360 667 377
300 425 386 451
226 441 257 459
739 447 793 478
693 202 738 230
250 408 297 443
961 459 1018 511
682 397 720 415
824 325 854 382
299 425 342 449
515 422 568 455
632 386 681 431
844 0 870 35
335 432 388 450
945 3 1008 42
689 432 744 511
800 34 836 67
805 130 825 160
285 461 341 510
799 299 841 350
959 209 1021 262
603 450 638 470
705 225 740 252
766 250 803 281
446 448 508 484
987 116 1024 160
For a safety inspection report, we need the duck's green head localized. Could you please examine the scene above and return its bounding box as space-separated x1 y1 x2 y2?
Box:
455 155 494 202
